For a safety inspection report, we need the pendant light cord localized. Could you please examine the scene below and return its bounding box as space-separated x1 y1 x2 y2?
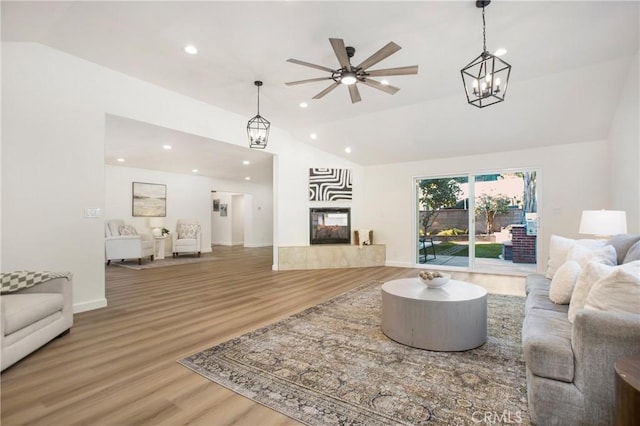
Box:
256 85 260 116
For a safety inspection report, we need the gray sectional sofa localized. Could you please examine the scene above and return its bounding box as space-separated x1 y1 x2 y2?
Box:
522 235 640 425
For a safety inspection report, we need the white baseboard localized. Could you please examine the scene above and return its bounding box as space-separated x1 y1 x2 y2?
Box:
244 243 273 248
385 260 413 268
74 298 107 313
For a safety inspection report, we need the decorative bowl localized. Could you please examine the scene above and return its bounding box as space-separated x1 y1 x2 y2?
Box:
418 271 451 288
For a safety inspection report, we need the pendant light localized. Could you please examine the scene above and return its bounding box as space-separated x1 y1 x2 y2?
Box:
461 0 511 108
247 81 270 149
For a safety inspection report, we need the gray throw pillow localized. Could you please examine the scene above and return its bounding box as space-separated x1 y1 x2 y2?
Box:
607 234 640 264
623 240 640 263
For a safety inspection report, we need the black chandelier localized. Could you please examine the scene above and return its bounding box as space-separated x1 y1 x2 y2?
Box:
461 0 511 108
247 81 270 149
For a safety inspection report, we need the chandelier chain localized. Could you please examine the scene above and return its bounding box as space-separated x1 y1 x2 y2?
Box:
482 5 487 53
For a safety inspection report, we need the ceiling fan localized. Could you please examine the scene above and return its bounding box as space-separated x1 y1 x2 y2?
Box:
285 38 419 104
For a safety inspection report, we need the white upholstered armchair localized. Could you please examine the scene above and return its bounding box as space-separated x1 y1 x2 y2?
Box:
172 219 202 257
105 219 155 265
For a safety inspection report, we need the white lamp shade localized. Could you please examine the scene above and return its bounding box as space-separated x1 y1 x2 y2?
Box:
579 210 627 236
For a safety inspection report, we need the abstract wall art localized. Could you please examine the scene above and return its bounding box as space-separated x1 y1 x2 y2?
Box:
309 168 352 201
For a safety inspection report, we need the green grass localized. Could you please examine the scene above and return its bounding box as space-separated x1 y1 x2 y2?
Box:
426 242 504 259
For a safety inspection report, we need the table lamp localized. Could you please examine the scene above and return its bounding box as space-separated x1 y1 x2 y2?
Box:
578 210 627 237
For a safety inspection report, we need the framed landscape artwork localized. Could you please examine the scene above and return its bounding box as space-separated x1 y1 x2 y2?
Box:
132 182 166 217
213 199 220 212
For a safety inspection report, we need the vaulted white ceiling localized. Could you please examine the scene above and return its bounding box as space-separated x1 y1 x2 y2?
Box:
3 1 638 183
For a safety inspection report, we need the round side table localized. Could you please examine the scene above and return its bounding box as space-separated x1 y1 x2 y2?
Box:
615 354 640 425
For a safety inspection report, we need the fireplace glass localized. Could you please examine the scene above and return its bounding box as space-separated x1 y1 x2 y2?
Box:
310 208 351 245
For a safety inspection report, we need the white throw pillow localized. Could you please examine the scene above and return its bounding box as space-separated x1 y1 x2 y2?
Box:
118 224 138 236
546 235 606 279
568 261 614 323
585 261 640 315
565 244 617 269
549 260 583 304
178 223 199 239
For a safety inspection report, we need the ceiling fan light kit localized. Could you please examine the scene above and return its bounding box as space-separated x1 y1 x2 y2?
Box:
286 38 418 104
247 81 270 149
461 0 512 108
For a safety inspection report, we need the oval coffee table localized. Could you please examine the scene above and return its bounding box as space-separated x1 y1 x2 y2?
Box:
381 278 487 351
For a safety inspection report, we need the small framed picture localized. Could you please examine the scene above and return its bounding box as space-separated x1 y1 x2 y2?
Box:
213 199 220 212
220 204 228 217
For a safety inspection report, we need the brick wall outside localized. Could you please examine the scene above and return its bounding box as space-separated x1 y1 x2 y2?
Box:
511 225 536 263
421 208 523 234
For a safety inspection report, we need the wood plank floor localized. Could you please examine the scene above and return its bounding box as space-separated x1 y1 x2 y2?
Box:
1 246 525 425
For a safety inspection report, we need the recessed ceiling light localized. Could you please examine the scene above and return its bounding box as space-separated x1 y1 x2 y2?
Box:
242 160 250 165
344 147 352 153
184 45 198 55
116 158 125 162
162 145 172 150
310 133 318 140
299 102 308 108
381 80 390 85
192 169 199 173
494 48 507 57
245 176 251 181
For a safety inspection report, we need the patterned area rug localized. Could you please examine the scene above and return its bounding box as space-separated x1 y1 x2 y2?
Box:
109 253 218 270
179 282 529 425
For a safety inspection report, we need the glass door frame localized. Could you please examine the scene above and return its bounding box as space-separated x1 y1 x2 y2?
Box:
414 167 540 273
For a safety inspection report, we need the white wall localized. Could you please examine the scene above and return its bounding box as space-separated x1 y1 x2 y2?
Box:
105 165 225 254
609 52 640 233
364 140 612 273
2 42 357 309
232 195 245 245
211 191 232 245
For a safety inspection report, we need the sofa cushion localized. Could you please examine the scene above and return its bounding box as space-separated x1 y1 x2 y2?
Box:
549 261 582 305
568 262 614 323
526 288 570 314
546 235 606 279
623 241 640 264
585 261 640 315
522 309 574 383
607 234 640 264
566 244 617 269
525 273 550 295
2 293 64 335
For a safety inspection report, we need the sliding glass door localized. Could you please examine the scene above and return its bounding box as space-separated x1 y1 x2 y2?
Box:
416 170 538 273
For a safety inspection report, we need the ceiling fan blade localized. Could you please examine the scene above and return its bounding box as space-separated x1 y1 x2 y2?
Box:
285 77 333 86
312 82 340 99
366 65 419 77
329 38 351 71
348 84 362 103
355 41 401 70
360 79 400 95
286 58 334 73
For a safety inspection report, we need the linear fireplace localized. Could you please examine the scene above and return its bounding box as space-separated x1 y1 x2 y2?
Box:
310 208 351 245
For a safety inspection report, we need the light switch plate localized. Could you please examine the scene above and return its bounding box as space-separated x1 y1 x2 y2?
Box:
84 207 102 218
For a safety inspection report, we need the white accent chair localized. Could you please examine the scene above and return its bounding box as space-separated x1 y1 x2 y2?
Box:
1 274 73 371
172 219 202 257
105 219 154 265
